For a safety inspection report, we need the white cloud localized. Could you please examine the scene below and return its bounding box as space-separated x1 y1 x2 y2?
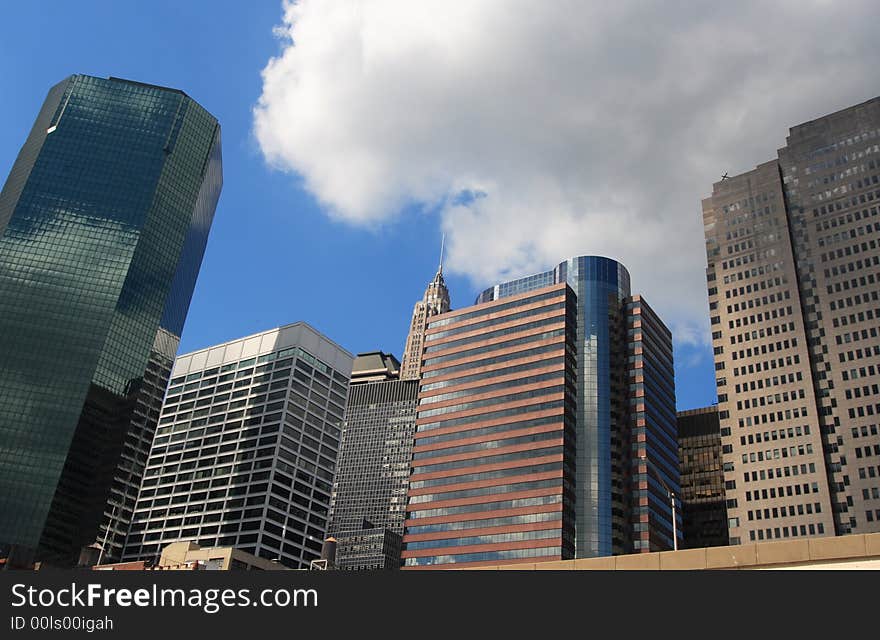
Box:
253 0 880 347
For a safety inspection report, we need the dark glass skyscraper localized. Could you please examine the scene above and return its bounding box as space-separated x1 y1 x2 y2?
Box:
677 406 729 549
0 75 222 565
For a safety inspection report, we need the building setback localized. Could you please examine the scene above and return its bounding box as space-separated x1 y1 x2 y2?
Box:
402 283 579 568
328 352 418 569
702 97 880 544
121 323 353 569
476 256 680 556
0 75 222 565
677 406 729 549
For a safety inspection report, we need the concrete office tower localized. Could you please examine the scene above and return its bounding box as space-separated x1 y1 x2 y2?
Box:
121 323 353 569
703 97 880 544
328 351 419 569
400 253 451 381
0 75 222 566
475 256 680 557
677 406 729 548
402 283 579 569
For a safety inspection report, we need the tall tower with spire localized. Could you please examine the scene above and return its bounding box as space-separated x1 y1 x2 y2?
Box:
400 237 451 380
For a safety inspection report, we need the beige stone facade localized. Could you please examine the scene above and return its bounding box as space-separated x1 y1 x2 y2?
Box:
93 541 286 570
464 531 880 570
702 97 880 545
702 161 835 545
400 267 450 380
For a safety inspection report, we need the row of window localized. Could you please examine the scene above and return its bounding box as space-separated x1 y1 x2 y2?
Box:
408 478 563 505
835 307 879 330
413 415 562 448
726 289 791 316
820 235 879 264
428 290 562 330
403 545 559 567
727 321 795 347
830 288 880 312
406 493 563 519
739 424 811 446
854 444 880 459
720 260 783 286
416 397 565 432
421 342 564 381
723 276 786 300
423 316 566 356
718 246 780 273
418 369 564 406
405 527 560 551
410 444 565 476
734 371 803 394
817 216 880 248
163 376 346 423
423 329 567 368
412 429 563 462
417 384 566 421
736 387 805 411
730 337 798 363
748 522 824 541
404 510 562 535
725 305 794 332
425 301 565 343
170 346 341 387
731 354 802 379
419 354 566 393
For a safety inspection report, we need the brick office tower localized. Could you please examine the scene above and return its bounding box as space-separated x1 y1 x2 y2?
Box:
677 406 729 549
0 75 222 566
473 257 680 557
702 96 880 544
402 283 579 568
402 256 679 568
328 352 419 569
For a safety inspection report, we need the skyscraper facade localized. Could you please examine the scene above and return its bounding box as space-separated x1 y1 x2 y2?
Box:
702 96 880 544
328 351 419 570
0 75 222 565
402 283 579 568
400 262 451 380
677 406 729 549
626 295 680 553
476 256 680 556
121 323 353 569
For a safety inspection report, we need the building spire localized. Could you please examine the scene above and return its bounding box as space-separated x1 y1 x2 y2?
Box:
438 233 445 275
400 238 452 380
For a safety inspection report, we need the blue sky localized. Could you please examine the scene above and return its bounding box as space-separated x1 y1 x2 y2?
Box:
0 1 734 411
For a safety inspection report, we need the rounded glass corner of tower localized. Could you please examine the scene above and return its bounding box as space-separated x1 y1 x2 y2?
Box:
560 255 631 299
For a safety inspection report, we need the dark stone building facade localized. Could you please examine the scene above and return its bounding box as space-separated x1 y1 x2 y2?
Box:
329 352 418 569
